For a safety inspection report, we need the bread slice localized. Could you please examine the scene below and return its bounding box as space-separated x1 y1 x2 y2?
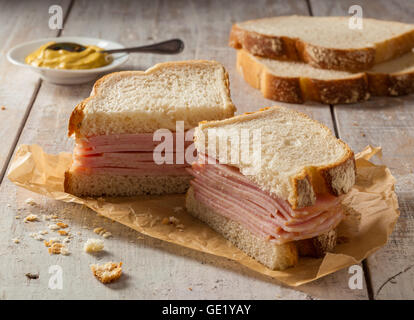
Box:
186 187 298 270
186 187 338 270
194 106 355 209
68 60 236 138
230 15 414 72
64 171 192 197
237 49 414 104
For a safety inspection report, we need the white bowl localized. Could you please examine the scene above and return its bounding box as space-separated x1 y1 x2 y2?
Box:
7 36 129 85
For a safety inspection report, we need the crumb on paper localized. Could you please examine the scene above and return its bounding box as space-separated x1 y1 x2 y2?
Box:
84 238 104 253
58 230 68 236
24 214 38 222
1 106 6 110
25 198 37 206
188 287 192 291
60 247 70 255
44 238 60 247
63 237 71 243
15 216 21 219
48 224 60 230
90 262 122 284
56 222 68 229
40 230 48 235
25 273 39 280
12 238 20 244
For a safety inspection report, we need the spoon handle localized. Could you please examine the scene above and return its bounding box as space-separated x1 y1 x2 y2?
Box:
102 39 184 55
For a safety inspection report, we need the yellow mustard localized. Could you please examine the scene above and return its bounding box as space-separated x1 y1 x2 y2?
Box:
25 41 113 70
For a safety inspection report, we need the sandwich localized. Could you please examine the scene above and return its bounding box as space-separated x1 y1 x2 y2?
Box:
186 106 356 270
65 60 236 197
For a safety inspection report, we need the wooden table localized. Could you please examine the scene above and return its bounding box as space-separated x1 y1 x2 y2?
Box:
0 0 412 300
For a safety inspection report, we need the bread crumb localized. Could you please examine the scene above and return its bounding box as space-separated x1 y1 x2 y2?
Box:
1 106 6 110
15 216 21 219
90 262 122 284
93 227 112 238
48 242 64 254
30 232 44 241
12 238 20 244
102 231 112 238
161 217 169 225
48 224 60 230
56 222 68 228
84 238 104 253
25 198 37 205
58 230 68 236
188 287 192 291
40 230 48 235
60 247 70 255
24 214 39 222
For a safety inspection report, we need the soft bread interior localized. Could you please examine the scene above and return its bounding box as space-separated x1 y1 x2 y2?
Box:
194 106 355 208
64 171 192 197
69 60 236 138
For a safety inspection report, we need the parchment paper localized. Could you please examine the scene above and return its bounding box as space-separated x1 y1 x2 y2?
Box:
7 144 399 286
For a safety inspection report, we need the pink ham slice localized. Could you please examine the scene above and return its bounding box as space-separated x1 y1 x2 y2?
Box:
71 132 193 176
75 132 194 155
189 153 344 244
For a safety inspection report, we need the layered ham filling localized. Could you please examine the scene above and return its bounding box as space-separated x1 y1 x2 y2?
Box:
71 133 194 176
189 153 344 244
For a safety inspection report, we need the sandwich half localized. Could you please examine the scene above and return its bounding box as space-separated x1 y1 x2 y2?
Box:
65 60 236 197
186 106 355 270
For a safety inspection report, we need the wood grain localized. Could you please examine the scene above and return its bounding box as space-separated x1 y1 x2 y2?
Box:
310 0 414 299
0 0 71 179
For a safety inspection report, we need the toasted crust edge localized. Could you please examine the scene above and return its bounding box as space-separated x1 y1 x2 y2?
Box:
236 49 370 104
196 106 356 209
67 60 236 138
230 20 414 72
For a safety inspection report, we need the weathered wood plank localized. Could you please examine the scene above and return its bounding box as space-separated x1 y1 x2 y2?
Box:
0 0 368 299
310 0 414 299
0 0 72 179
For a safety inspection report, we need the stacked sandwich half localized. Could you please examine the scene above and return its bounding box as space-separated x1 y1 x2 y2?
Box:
230 15 414 104
65 60 235 196
186 106 356 270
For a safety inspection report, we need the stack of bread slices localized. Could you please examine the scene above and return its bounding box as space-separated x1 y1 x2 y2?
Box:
230 15 414 104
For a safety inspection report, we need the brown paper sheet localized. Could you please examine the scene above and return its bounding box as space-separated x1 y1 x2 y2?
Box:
7 144 399 286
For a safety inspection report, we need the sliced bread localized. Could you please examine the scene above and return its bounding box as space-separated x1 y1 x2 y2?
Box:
68 60 236 138
237 49 414 104
230 15 414 72
194 106 355 209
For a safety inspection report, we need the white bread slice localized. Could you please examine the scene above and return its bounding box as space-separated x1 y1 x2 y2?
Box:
186 187 298 270
194 106 355 209
64 171 192 197
230 15 414 72
68 60 236 138
237 49 414 104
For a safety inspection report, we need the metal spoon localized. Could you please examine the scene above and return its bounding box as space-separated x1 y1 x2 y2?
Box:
46 38 184 55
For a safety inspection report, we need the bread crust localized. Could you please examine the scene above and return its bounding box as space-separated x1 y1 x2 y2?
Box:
237 49 370 104
196 106 356 209
230 19 414 72
68 60 236 138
